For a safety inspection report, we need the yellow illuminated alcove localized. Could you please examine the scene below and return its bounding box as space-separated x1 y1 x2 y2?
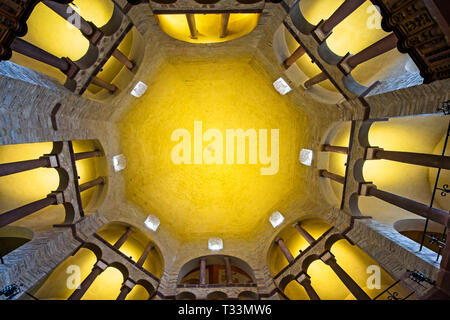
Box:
119 57 309 241
155 13 260 44
0 140 107 229
285 0 410 91
327 115 449 226
9 0 134 96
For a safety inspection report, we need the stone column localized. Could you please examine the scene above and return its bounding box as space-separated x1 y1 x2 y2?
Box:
91 77 118 93
11 38 77 77
294 223 315 245
42 1 102 43
275 237 295 263
113 227 133 249
220 13 230 38
322 144 349 154
283 46 306 69
68 260 108 300
186 14 197 39
0 192 62 228
79 177 105 192
319 170 345 184
112 48 135 71
116 279 135 300
224 257 233 284
0 155 58 177
304 72 328 88
136 242 154 267
319 0 366 36
74 150 102 161
360 184 449 226
296 273 320 300
366 147 450 170
320 252 371 300
200 258 207 285
341 33 398 73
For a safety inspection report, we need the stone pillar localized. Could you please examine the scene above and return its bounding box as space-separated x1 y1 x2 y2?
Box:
136 242 153 267
366 147 450 170
0 192 62 228
11 38 77 77
294 223 315 245
283 46 306 69
320 252 371 300
200 258 207 285
91 77 118 93
275 237 295 263
220 13 230 38
319 0 366 36
0 155 58 177
116 279 135 300
296 273 320 300
360 183 449 226
186 14 197 39
68 260 108 300
304 72 328 89
113 227 133 249
112 48 135 70
322 144 349 154
224 257 233 284
42 1 102 43
319 170 345 184
79 177 105 192
341 33 398 73
74 150 102 161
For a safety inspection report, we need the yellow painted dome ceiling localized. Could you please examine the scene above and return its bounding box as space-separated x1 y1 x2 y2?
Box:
119 57 309 241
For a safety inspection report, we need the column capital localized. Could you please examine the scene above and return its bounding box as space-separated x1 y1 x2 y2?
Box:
123 279 135 289
296 272 311 285
95 260 109 270
365 147 383 160
274 236 283 243
40 154 59 168
48 191 65 205
358 182 376 196
320 251 336 264
312 19 331 43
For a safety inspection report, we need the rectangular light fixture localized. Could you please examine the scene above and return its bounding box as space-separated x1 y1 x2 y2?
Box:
131 81 148 98
299 149 313 166
208 238 223 251
270 211 284 228
273 77 292 95
145 214 160 231
112 154 126 172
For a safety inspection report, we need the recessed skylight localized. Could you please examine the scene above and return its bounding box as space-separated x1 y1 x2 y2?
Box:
208 238 223 251
270 211 285 228
299 149 313 166
112 154 126 172
145 214 160 231
273 77 292 95
131 81 148 98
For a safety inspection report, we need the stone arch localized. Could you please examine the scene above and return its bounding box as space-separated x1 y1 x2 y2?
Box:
136 279 156 298
177 254 256 285
0 226 33 260
109 261 129 282
82 242 103 261
96 221 165 277
238 291 259 300
206 291 228 300
301 254 321 273
278 274 296 292
324 233 347 252
176 291 196 300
